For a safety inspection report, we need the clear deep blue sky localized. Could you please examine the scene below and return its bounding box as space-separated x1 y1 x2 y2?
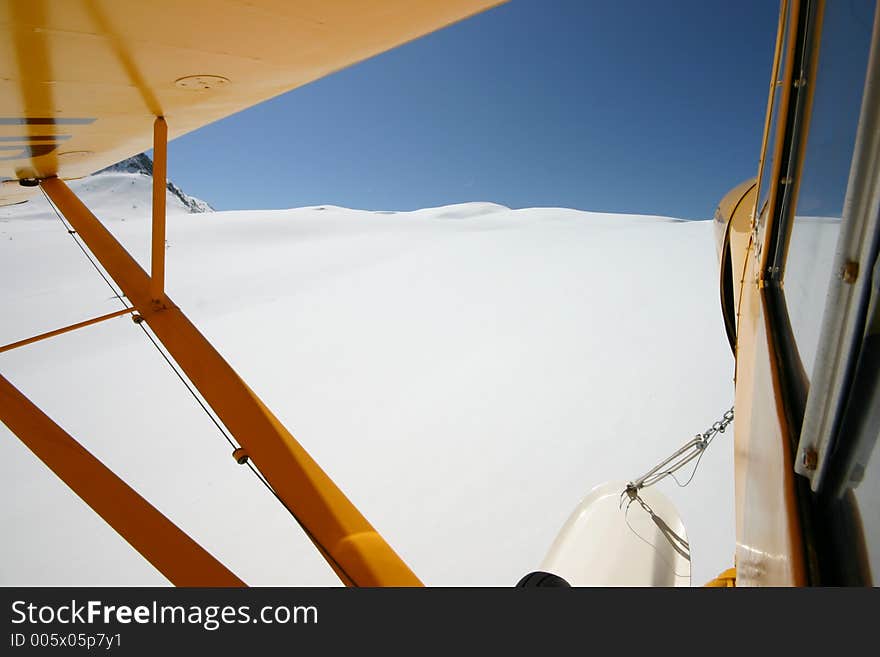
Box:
165 1 781 220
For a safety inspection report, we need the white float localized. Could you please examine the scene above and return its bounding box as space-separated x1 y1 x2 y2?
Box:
539 481 691 586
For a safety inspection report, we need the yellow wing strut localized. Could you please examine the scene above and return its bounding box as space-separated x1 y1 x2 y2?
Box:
38 175 422 587
0 373 246 586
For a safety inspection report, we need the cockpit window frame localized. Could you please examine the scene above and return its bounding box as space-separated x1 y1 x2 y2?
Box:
756 0 880 585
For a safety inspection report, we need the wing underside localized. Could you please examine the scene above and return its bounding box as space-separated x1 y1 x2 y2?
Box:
0 0 504 205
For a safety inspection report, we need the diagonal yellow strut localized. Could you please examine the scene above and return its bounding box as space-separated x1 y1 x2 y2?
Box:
0 373 246 586
39 176 422 587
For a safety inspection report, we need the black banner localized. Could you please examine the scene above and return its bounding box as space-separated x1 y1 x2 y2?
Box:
1 587 875 654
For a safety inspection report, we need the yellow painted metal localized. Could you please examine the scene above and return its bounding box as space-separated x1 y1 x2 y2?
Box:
0 307 134 354
0 0 506 204
773 0 825 280
704 567 736 588
752 0 790 228
721 8 809 578
39 176 423 587
0 373 246 587
713 25 807 587
757 0 801 278
728 185 757 313
150 117 167 301
732 239 807 585
713 179 756 358
713 179 756 262
724 0 819 587
730 185 757 386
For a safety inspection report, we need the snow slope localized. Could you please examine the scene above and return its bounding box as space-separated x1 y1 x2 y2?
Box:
96 153 214 213
0 171 735 586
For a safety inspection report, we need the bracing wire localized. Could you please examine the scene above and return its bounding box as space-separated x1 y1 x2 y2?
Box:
44 186 236 450
670 444 708 488
619 407 734 581
244 460 358 586
40 186 128 309
46 188 359 585
135 322 237 450
622 497 692 580
141 317 359 584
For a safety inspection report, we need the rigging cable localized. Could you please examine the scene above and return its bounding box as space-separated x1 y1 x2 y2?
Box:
40 186 127 308
619 407 735 578
622 496 691 579
43 186 359 586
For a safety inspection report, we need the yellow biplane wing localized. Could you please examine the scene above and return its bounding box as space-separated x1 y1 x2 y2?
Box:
0 0 504 205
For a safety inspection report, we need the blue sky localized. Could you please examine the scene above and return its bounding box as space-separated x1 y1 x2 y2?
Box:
165 1 780 220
